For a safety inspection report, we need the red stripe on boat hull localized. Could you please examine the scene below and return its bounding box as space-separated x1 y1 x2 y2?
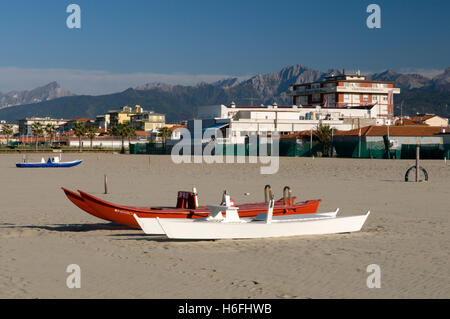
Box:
74 190 321 228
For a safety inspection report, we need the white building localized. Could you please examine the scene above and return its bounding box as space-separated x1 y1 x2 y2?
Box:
67 137 138 149
192 102 393 144
290 71 401 118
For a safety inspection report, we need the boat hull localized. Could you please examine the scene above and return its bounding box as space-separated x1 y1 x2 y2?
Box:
16 160 82 168
62 187 109 221
156 211 370 240
75 190 321 229
134 210 340 235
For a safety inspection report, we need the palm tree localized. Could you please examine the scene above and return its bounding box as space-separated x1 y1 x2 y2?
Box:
313 124 333 157
1 123 14 146
85 126 97 149
31 122 44 151
111 123 135 153
45 123 58 147
158 126 172 144
111 124 126 153
125 125 136 149
72 121 87 152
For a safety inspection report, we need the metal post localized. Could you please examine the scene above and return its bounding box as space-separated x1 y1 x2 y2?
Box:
104 175 108 194
415 145 420 182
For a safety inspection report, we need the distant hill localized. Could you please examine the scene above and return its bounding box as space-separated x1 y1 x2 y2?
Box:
367 69 450 117
0 65 448 123
0 82 73 108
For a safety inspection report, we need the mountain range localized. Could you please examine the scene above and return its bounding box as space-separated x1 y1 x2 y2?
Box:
0 82 72 108
0 65 448 123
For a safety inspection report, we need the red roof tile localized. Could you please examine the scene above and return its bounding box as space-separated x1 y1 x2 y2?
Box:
409 115 435 122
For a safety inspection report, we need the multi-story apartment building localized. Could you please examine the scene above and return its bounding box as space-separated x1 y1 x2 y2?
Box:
290 71 400 119
95 114 110 130
108 105 144 127
18 117 67 136
100 105 166 131
130 112 166 131
58 118 94 134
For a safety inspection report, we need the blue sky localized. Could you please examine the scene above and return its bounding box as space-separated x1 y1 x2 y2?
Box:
0 0 449 94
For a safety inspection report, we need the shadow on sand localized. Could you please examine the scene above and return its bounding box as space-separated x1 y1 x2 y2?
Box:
3 222 135 232
107 233 220 243
2 223 216 242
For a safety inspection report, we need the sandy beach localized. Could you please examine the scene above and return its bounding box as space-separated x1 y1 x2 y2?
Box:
0 153 449 298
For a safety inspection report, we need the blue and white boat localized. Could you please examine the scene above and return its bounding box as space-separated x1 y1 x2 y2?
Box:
16 156 82 168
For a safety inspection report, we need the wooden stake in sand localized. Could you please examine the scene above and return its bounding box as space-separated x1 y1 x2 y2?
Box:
415 145 420 182
104 175 108 194
404 145 428 182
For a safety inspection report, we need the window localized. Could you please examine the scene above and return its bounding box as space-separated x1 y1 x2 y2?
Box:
372 95 378 101
344 82 360 87
311 83 321 89
363 95 369 101
297 96 308 105
324 94 335 103
312 94 321 102
372 83 389 88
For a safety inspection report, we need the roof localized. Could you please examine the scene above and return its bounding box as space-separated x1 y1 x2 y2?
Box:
293 79 395 86
67 118 92 122
203 123 229 133
226 105 294 109
168 125 186 131
335 125 444 137
280 130 314 139
409 115 437 123
394 118 425 126
225 104 376 110
135 130 152 137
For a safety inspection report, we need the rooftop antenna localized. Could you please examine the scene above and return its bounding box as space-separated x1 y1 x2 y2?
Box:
400 100 404 124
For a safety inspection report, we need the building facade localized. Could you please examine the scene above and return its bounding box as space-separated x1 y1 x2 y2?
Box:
108 105 144 127
290 71 400 119
192 102 392 144
130 112 166 131
18 117 67 136
59 118 93 133
95 114 110 130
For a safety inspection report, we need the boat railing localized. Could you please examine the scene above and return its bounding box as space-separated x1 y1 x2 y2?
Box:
264 185 272 203
283 186 292 206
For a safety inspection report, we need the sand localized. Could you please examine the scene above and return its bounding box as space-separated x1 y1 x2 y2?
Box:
0 153 449 298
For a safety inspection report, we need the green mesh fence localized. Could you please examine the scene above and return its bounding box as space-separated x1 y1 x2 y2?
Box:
129 143 150 154
279 140 322 157
214 143 274 156
400 144 446 159
132 141 450 159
